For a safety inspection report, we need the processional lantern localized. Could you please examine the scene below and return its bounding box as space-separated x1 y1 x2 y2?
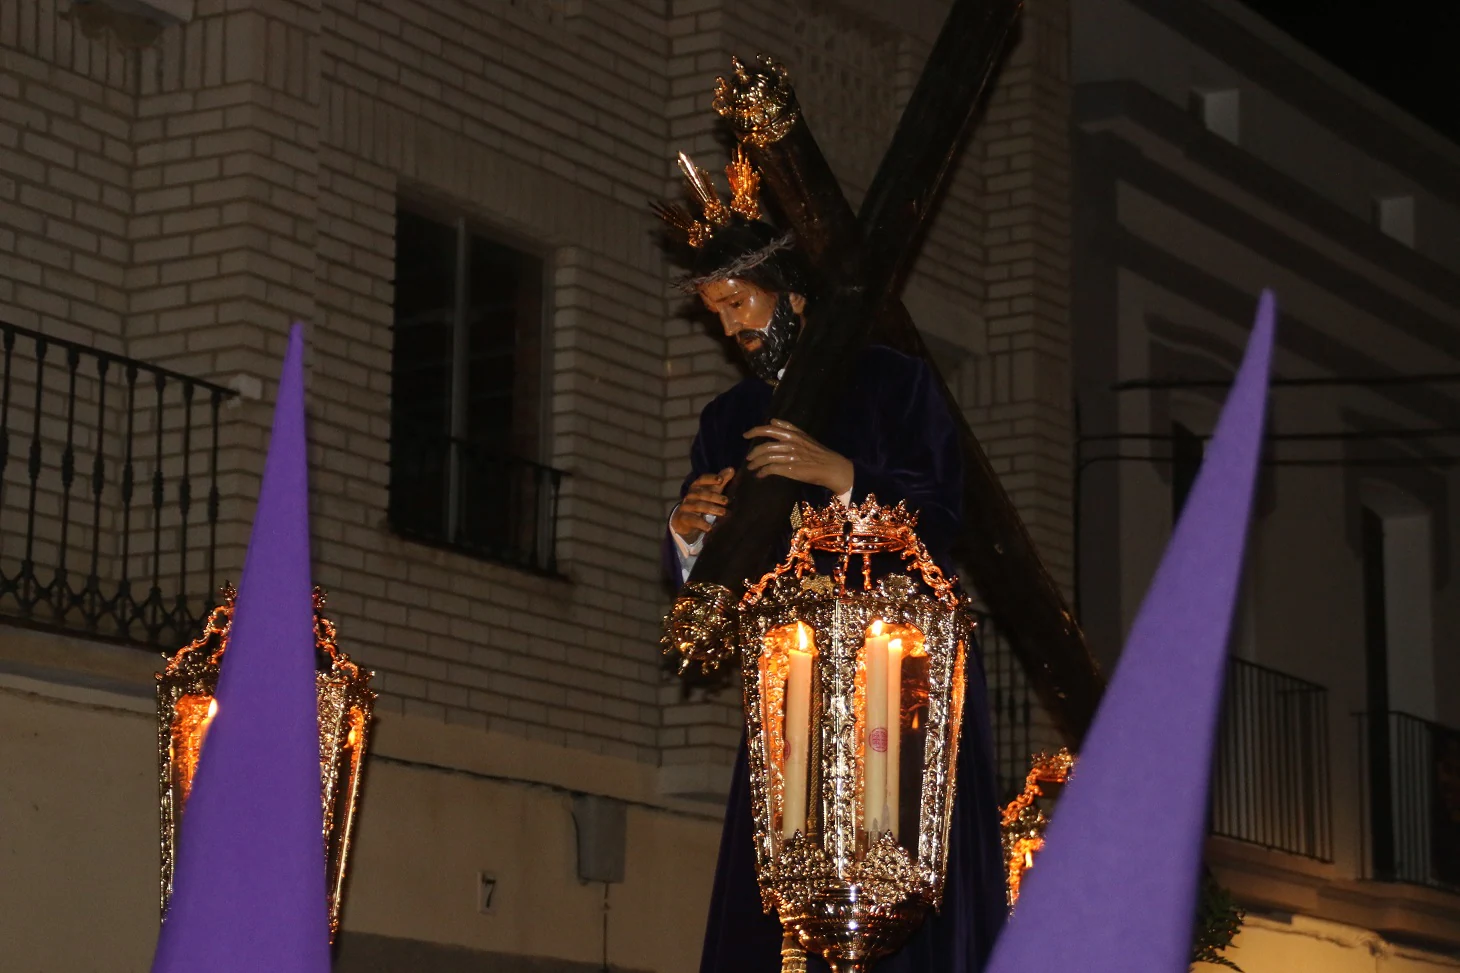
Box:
999 748 1075 910
667 498 971 973
155 586 376 940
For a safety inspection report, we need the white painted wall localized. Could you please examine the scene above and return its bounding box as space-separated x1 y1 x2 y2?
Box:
1380 513 1437 722
0 655 721 973
1071 0 1460 270
1074 0 1460 898
1200 914 1460 973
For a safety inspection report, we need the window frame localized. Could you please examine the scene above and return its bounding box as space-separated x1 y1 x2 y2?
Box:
388 196 562 575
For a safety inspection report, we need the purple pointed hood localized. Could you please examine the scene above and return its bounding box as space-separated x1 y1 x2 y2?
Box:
152 324 330 972
984 291 1277 973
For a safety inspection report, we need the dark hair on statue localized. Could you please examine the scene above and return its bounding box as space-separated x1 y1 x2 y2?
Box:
683 219 816 300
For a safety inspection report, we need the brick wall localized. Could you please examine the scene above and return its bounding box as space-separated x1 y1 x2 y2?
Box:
969 0 1075 756
1 13 132 350
969 0 1075 598
1 0 1073 782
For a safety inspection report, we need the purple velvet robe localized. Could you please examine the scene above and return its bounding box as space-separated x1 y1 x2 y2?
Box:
668 345 1008 973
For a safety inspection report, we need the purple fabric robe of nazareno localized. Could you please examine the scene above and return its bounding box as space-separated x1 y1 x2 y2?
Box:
666 344 1008 973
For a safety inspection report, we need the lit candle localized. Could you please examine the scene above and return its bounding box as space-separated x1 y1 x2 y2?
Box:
782 623 813 839
885 637 905 839
199 696 219 751
864 620 890 837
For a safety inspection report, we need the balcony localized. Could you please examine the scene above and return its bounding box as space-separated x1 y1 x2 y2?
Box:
978 612 1040 801
388 428 565 576
0 321 232 648
1358 711 1460 893
1210 657 1334 861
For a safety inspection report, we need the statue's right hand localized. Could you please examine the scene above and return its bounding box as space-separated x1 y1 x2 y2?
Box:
671 467 735 544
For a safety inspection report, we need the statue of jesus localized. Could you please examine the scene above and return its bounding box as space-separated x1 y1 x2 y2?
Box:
658 149 1008 973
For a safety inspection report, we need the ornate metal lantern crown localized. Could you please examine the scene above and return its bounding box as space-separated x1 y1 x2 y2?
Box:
156 585 375 941
746 498 958 608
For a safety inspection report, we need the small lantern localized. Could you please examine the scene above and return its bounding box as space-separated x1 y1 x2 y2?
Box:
1000 748 1075 910
669 497 971 973
156 586 375 940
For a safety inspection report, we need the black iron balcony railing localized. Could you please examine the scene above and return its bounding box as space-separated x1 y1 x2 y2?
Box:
1210 657 1333 861
389 429 564 575
977 612 1038 802
0 321 234 647
1358 711 1460 892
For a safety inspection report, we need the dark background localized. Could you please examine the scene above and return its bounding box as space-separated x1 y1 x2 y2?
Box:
1241 1 1460 143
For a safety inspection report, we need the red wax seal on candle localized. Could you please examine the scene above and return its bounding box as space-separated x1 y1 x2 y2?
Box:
871 727 888 752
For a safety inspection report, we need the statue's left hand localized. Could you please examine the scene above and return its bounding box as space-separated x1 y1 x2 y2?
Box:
744 419 854 495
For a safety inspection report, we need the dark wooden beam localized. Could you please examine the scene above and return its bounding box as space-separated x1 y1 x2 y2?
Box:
854 0 1020 298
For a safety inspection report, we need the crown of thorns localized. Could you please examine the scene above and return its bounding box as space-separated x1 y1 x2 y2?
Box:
670 231 796 293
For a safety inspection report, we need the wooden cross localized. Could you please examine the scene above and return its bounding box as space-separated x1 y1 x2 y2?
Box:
674 0 1104 744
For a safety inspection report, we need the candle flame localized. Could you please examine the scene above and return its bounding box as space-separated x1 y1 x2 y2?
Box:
206 698 218 719
889 637 902 652
796 622 810 652
1024 849 1035 869
871 619 884 636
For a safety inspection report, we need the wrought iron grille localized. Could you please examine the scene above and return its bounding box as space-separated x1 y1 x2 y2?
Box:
1210 658 1333 861
978 612 1037 802
0 321 234 647
388 428 564 575
1358 710 1460 891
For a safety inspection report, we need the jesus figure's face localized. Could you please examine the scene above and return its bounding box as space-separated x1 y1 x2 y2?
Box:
697 277 807 383
697 278 806 355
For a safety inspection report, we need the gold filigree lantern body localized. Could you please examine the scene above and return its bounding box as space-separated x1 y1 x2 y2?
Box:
1000 748 1075 911
738 498 970 973
156 586 375 940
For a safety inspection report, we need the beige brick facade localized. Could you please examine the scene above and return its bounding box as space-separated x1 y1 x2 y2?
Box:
1 0 1071 775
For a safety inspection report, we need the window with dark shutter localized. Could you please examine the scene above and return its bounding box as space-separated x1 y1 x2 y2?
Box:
389 206 562 574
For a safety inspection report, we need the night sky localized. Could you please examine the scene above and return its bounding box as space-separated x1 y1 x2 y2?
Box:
1240 0 1460 144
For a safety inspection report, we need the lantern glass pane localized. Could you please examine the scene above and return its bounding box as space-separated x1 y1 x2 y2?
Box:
760 622 817 851
171 692 218 812
856 622 927 851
